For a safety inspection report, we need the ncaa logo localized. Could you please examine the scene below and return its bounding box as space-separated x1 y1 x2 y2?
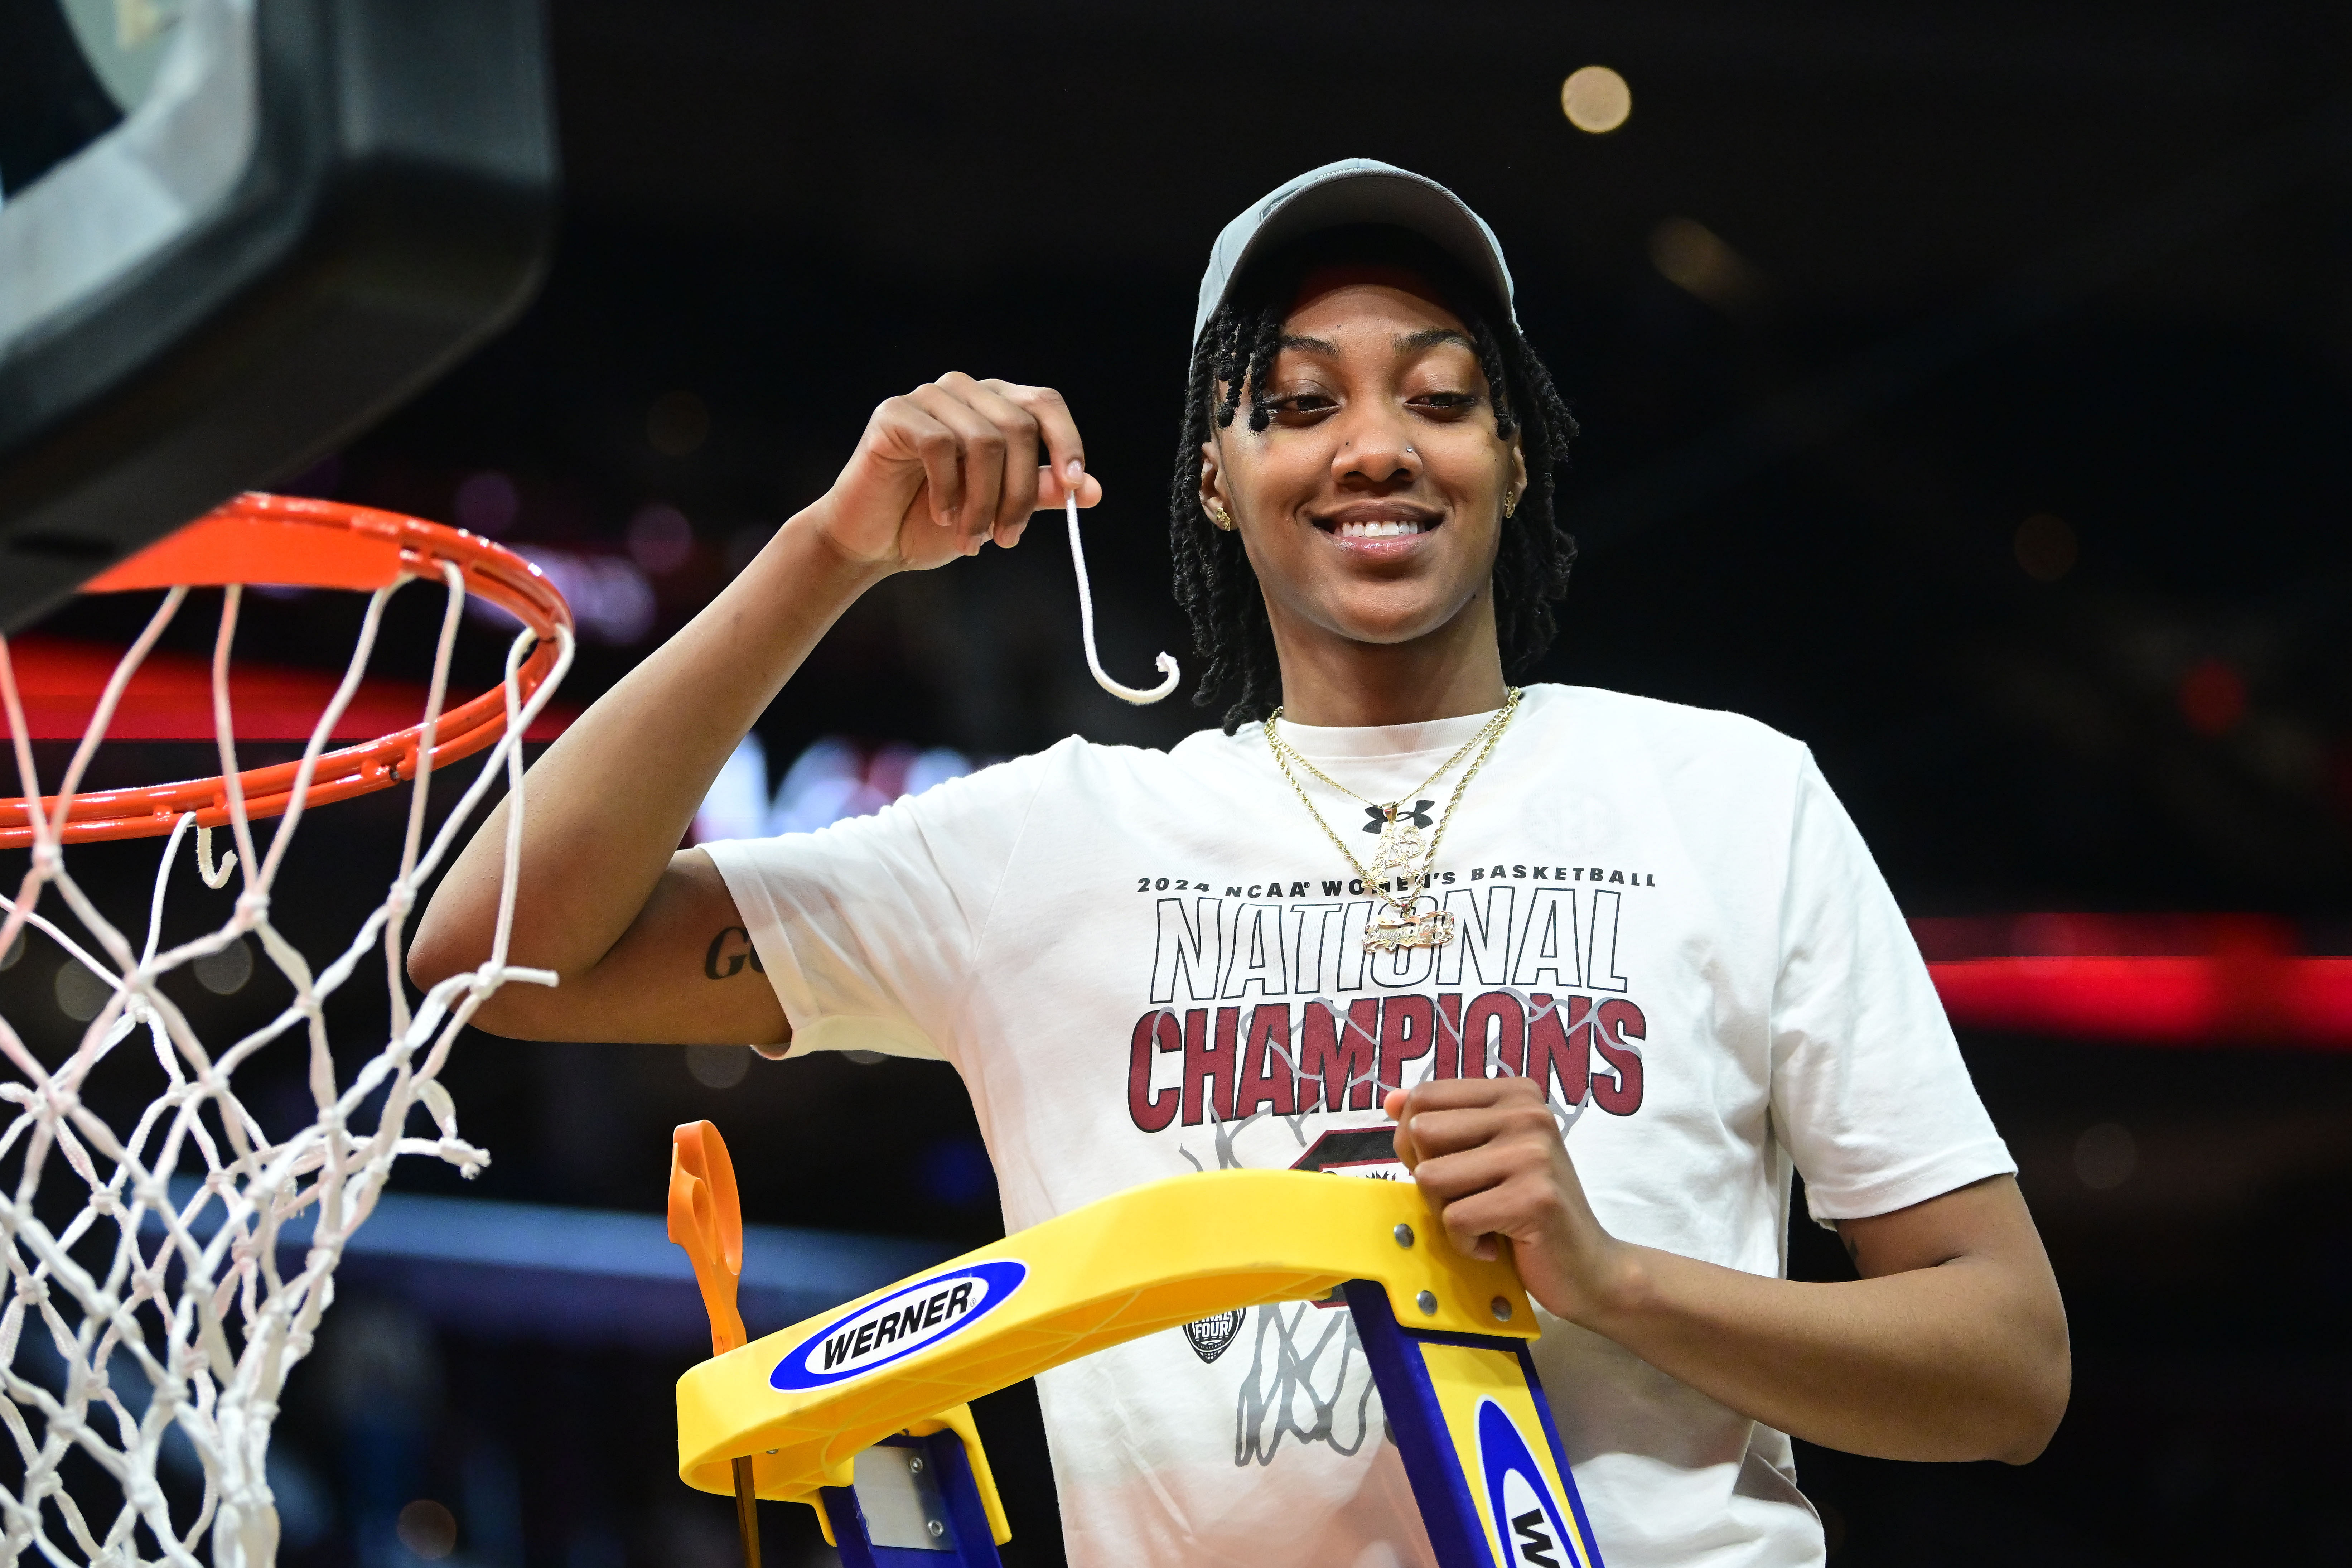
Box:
771 1259 1027 1392
1477 1399 1590 1568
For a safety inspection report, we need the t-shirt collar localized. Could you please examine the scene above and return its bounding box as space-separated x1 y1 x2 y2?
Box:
1262 691 1530 763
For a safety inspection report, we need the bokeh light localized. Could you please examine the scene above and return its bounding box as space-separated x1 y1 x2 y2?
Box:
2073 1123 2139 1191
453 471 520 535
2178 658 2246 736
687 1043 752 1089
647 390 710 457
192 935 253 995
627 502 696 573
1561 65 1631 133
395 1499 458 1562
919 1136 996 1208
474 548 657 644
52 962 105 1022
2014 512 2078 582
1648 217 1757 310
689 735 976 843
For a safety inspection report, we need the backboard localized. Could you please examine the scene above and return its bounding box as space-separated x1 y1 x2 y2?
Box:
0 0 557 631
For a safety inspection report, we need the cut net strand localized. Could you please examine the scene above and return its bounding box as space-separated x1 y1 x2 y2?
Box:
1064 493 1179 705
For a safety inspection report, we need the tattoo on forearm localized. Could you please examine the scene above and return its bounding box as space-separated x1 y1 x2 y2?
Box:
704 926 766 980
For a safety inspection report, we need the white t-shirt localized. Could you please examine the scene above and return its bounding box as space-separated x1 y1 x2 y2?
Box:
705 684 2014 1568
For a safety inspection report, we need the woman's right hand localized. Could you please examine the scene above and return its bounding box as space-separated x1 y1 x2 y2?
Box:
807 372 1102 571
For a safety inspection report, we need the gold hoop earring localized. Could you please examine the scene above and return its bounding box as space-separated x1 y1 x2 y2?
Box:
1502 491 1518 520
1205 499 1235 531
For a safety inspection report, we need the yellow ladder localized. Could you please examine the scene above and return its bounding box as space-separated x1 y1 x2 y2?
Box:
673 1161 1605 1568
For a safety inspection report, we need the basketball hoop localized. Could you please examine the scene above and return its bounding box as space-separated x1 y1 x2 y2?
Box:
0 493 570 847
0 494 575 1568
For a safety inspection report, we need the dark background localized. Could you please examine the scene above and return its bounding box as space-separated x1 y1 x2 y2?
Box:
16 1 2352 1564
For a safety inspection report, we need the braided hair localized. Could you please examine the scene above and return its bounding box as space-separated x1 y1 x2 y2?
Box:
1169 225 1581 733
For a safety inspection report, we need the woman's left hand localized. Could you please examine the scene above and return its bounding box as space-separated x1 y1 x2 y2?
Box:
1384 1076 1624 1325
1387 1074 2071 1465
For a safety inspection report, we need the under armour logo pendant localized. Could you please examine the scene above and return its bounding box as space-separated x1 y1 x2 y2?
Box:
1362 801 1436 834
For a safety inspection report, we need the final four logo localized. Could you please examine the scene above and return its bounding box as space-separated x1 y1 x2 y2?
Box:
1477 1399 1595 1568
771 1260 1027 1391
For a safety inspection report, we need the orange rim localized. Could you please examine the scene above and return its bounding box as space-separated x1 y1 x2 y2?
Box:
0 493 573 847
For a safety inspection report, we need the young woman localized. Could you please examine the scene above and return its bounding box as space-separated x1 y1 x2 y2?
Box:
412 160 2067 1568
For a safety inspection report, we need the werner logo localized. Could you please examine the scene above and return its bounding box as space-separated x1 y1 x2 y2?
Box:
770 1260 1026 1392
1478 1399 1593 1568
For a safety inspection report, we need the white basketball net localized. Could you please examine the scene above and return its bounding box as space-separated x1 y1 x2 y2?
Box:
0 568 573 1568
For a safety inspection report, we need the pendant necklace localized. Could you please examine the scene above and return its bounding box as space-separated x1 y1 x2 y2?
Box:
1263 689 1523 952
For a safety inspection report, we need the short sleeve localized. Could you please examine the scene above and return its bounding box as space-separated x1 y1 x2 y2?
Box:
700 743 1064 1064
1769 751 2015 1224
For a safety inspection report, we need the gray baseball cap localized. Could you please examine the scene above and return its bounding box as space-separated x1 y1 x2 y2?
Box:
1194 159 1519 346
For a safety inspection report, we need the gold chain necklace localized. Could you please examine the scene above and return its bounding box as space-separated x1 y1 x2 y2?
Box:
1264 689 1523 952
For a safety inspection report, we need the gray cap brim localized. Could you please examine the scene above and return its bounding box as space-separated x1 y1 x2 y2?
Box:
1194 159 1518 346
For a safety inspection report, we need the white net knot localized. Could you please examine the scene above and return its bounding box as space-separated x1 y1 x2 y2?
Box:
233 889 271 925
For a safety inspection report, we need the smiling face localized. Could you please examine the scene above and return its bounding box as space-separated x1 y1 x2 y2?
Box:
1199 267 1527 703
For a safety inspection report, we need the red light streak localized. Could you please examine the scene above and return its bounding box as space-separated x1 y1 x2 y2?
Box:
1928 956 2352 1048
1922 909 2352 1049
